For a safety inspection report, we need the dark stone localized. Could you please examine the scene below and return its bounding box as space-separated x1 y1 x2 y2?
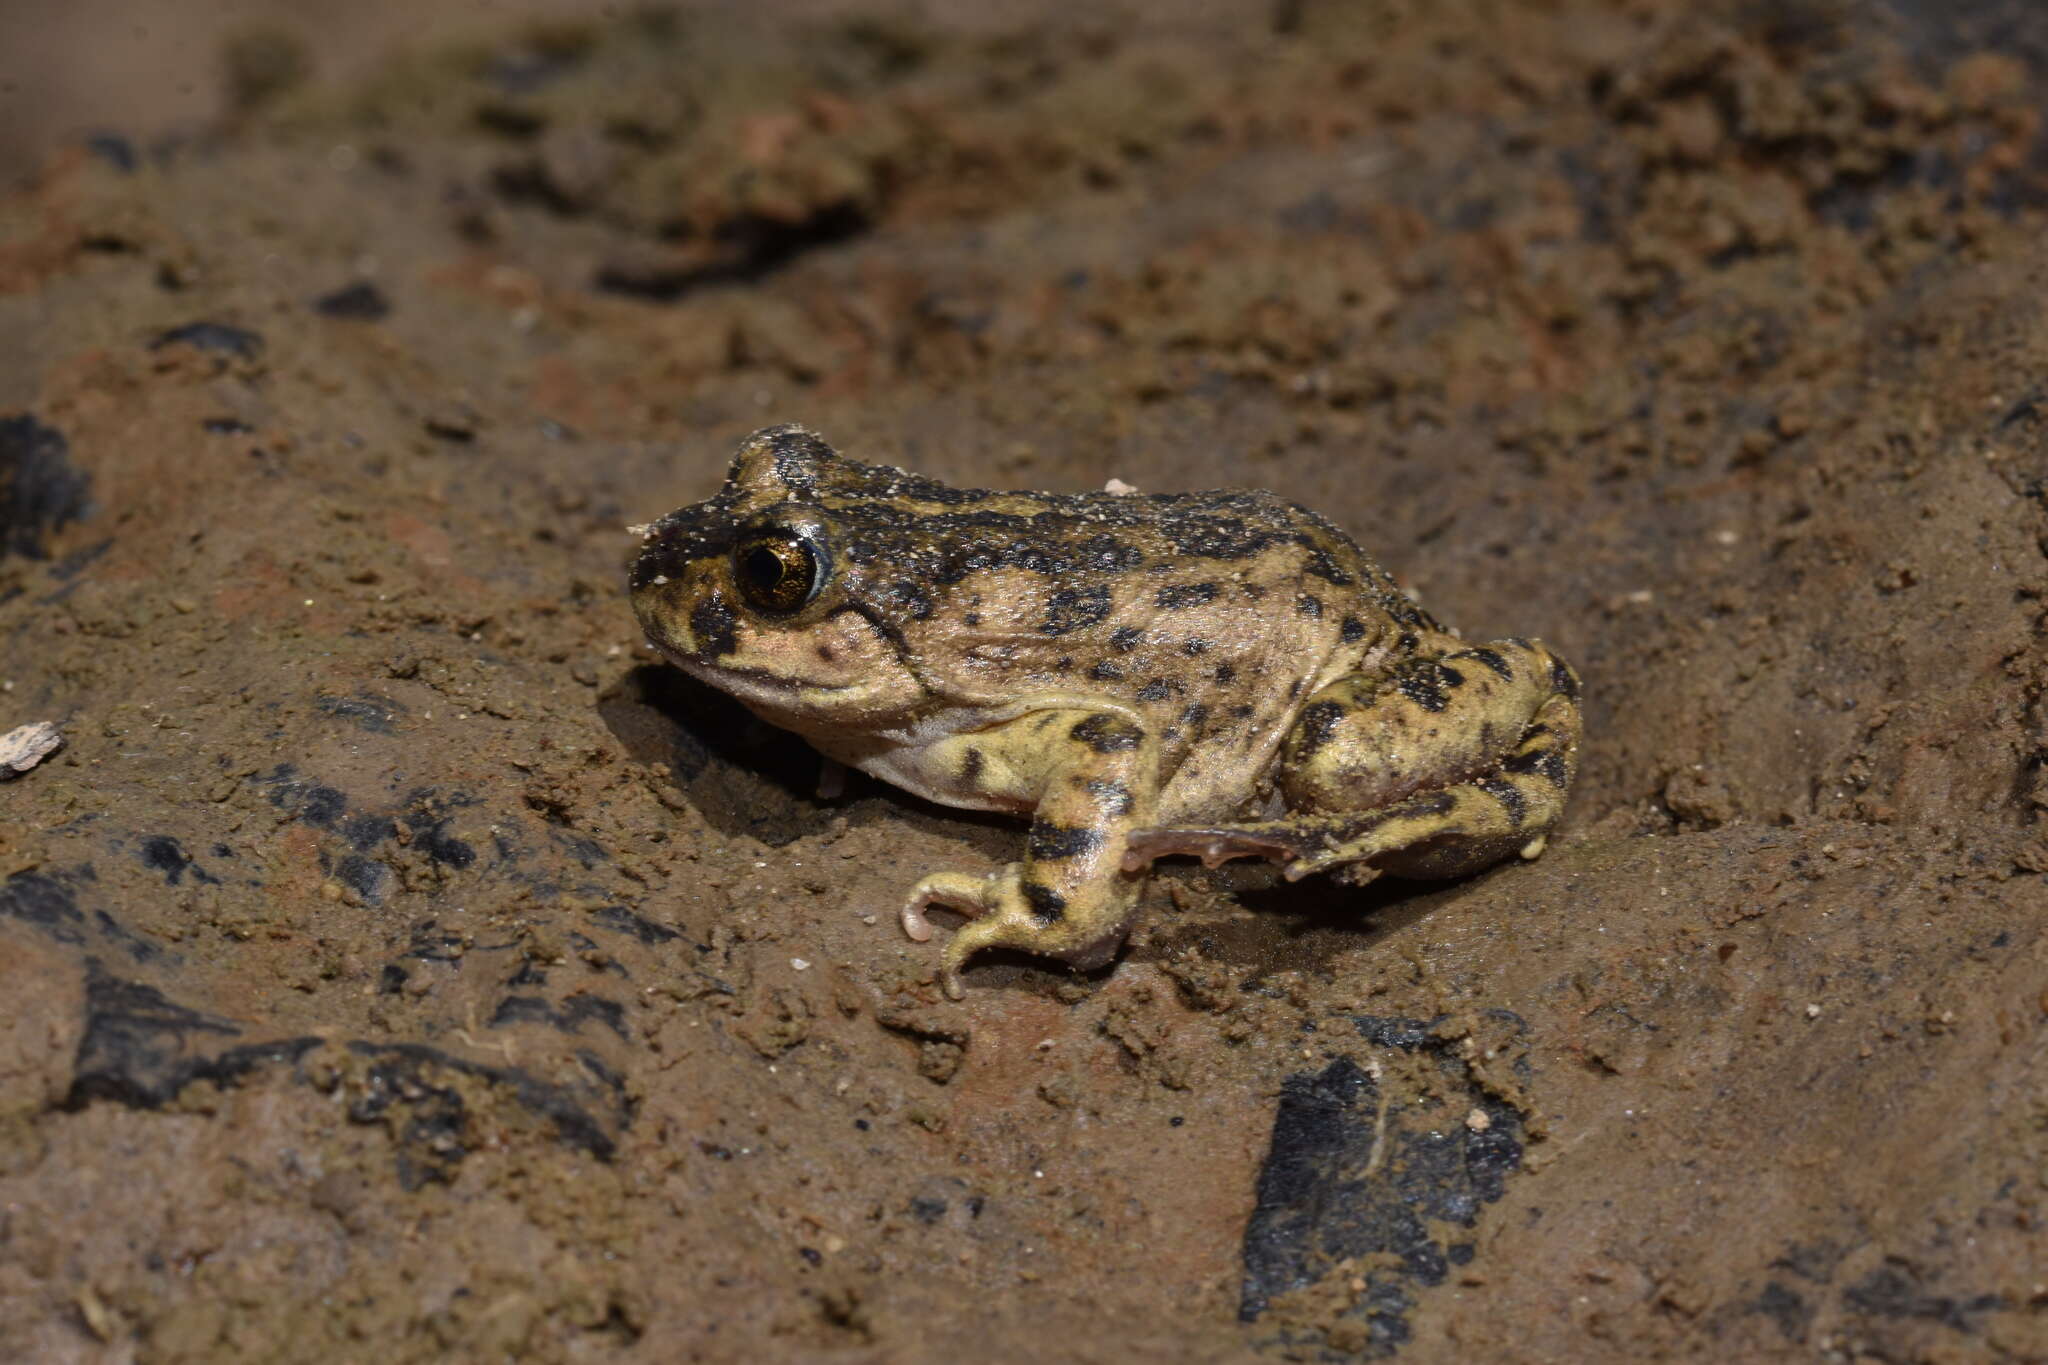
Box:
401 795 478 869
54 956 628 1186
68 963 257 1107
1239 1017 1527 1356
404 920 467 963
344 814 396 851
1753 1281 1810 1342
316 692 403 732
84 133 137 172
1843 1265 2004 1330
138 836 217 886
149 321 264 359
313 281 392 320
593 200 871 303
0 415 92 559
341 1040 623 1187
488 993 628 1040
1352 1015 1434 1049
0 869 88 944
588 903 681 944
302 786 348 827
335 854 389 902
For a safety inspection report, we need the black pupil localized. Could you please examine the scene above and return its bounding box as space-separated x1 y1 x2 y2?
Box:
743 546 785 592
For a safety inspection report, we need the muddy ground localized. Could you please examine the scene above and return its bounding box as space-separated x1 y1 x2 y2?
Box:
1 1 2046 1360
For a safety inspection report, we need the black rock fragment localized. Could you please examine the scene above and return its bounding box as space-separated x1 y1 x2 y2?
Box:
148 321 264 359
313 281 392 320
0 414 91 559
1238 1014 1529 1358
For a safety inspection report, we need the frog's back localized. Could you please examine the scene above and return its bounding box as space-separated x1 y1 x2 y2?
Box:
762 443 1434 815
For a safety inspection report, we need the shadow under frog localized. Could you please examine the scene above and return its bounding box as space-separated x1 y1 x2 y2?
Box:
602 662 1019 856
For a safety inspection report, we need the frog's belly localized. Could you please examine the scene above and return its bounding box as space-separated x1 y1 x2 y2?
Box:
852 745 1033 815
789 710 1036 816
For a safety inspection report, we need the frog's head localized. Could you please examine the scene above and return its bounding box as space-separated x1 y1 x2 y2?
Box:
630 425 933 727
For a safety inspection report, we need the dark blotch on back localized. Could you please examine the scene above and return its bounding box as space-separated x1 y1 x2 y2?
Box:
1503 748 1569 787
885 579 933 620
1478 777 1528 827
1077 533 1143 572
1110 626 1144 652
1157 582 1219 610
1088 660 1124 681
1395 664 1451 713
1296 594 1323 617
1340 616 1366 643
1294 700 1345 757
1166 515 1273 559
1296 538 1354 586
1041 584 1112 635
1071 714 1142 753
1135 679 1174 703
1465 646 1515 680
1550 655 1582 702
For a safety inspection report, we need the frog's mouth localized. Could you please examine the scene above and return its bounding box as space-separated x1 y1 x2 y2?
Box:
661 648 835 698
659 645 903 719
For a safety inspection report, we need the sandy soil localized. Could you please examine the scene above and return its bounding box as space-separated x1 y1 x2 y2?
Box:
2 1 2046 1360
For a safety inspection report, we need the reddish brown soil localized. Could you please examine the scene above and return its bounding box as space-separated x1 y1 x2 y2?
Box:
2 3 2046 1361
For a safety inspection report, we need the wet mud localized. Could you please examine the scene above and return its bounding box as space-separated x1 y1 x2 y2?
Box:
2 1 2046 1360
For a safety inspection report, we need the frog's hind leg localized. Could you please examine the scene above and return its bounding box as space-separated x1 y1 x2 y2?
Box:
1305 683 1580 884
1124 640 1581 885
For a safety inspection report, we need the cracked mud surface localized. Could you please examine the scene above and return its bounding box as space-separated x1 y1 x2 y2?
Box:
3 2 2047 1360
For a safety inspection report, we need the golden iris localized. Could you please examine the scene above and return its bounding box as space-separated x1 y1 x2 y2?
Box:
733 530 820 612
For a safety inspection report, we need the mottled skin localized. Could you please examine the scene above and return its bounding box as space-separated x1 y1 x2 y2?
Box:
631 425 1582 996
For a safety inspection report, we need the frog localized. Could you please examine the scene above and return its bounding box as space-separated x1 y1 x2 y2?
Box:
630 424 1582 998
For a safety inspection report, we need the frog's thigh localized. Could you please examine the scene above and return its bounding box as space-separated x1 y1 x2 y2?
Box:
1282 640 1583 880
900 709 1155 997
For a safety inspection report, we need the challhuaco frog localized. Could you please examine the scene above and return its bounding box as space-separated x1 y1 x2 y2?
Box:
631 426 1581 997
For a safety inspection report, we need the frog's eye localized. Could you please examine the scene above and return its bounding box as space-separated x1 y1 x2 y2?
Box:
732 528 824 613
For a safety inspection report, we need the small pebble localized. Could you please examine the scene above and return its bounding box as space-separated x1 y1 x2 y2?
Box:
0 721 62 778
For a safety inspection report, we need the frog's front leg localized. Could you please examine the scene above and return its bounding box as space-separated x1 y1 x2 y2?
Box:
1124 639 1581 885
900 709 1155 998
